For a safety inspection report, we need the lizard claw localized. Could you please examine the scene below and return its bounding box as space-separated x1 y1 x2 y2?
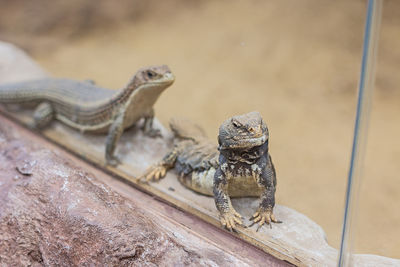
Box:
249 208 281 231
220 208 243 231
139 163 167 182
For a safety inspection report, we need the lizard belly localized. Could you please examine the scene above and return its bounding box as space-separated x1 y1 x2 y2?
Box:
227 174 263 197
225 166 263 197
55 113 112 133
122 108 143 130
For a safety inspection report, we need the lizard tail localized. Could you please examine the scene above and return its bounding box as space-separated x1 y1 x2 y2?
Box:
169 117 208 141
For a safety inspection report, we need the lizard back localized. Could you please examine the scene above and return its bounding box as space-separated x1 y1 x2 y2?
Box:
0 78 126 132
0 78 116 105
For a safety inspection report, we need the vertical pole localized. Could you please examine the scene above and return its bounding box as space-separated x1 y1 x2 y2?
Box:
338 0 383 266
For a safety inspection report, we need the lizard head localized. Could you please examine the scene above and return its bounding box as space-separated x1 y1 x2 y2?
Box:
218 111 269 150
127 65 175 91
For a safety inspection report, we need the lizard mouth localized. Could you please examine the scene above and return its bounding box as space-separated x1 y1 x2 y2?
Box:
158 72 175 84
147 73 175 87
220 135 267 149
140 76 175 90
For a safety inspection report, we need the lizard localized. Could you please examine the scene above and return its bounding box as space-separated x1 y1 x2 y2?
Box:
0 65 174 166
141 111 281 231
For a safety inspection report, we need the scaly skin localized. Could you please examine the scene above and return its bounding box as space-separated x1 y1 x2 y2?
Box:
141 112 281 231
0 65 175 165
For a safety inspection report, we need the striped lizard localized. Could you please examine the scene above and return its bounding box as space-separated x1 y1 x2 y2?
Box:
0 65 174 165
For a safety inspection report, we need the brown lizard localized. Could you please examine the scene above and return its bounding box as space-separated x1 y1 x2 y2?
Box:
0 65 174 165
141 111 281 231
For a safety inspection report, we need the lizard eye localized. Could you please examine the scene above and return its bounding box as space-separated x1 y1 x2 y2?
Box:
146 71 156 79
249 127 255 133
232 121 240 128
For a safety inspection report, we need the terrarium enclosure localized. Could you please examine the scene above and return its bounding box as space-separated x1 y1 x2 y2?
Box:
0 0 399 261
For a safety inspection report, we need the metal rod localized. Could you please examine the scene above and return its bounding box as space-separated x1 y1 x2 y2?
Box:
338 0 383 266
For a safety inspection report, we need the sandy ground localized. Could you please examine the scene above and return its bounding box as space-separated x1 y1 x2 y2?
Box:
2 0 400 259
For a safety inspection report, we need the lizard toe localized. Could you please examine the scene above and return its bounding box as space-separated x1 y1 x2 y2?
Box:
249 208 281 231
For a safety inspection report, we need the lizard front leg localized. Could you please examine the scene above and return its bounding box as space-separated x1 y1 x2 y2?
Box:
214 166 243 231
250 155 281 231
105 110 125 166
140 145 180 182
142 108 161 137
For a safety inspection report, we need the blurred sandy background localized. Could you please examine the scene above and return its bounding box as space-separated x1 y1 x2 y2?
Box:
1 0 399 259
